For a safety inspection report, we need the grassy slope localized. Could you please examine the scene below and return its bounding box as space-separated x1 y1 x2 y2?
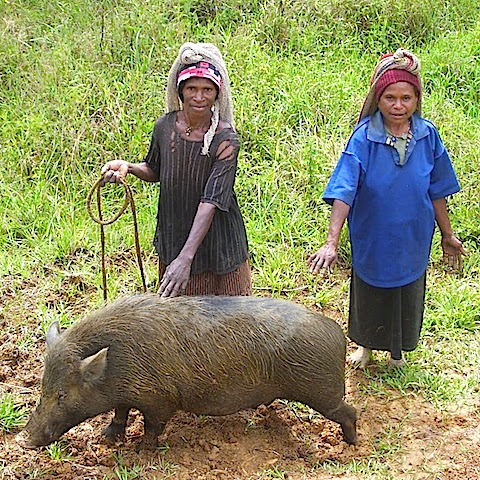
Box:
1 0 479 476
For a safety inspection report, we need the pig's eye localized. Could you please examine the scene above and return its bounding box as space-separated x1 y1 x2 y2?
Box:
57 390 67 403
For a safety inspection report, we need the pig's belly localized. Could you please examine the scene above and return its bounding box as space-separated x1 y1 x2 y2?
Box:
179 384 280 416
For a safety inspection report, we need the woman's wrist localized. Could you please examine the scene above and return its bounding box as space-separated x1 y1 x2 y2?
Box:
325 236 340 248
176 250 195 264
440 230 454 240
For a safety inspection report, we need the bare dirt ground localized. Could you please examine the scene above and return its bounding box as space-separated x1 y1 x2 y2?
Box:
1 265 479 479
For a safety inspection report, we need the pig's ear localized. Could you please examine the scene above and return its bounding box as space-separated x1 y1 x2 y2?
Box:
79 347 108 382
46 321 61 349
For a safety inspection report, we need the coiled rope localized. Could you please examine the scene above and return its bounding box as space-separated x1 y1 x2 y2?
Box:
87 177 147 301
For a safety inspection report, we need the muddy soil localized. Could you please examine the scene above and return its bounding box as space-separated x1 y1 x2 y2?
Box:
0 268 479 479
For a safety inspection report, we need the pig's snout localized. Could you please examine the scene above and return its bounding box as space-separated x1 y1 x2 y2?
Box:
15 428 55 449
16 430 34 449
18 409 66 448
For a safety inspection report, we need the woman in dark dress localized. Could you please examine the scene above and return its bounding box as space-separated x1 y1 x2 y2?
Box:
101 42 251 298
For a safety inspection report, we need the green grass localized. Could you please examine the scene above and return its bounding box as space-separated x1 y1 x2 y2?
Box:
20 468 52 480
149 449 179 478
354 327 480 409
114 464 141 480
259 465 288 479
1 0 480 478
113 453 142 480
45 440 73 462
0 394 28 432
318 458 392 479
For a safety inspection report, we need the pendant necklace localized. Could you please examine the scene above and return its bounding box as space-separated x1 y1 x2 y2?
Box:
183 111 211 136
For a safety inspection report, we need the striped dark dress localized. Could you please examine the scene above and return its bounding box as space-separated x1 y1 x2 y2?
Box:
145 112 251 295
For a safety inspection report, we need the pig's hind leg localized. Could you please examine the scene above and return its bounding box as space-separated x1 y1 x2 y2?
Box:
321 400 358 445
299 394 358 445
103 406 129 440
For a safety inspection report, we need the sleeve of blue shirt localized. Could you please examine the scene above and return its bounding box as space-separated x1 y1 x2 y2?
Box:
323 131 365 208
427 125 461 200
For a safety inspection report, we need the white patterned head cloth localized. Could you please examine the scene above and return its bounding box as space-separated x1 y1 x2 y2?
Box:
165 42 235 155
358 48 422 123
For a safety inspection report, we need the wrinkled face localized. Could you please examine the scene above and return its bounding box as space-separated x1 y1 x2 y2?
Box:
17 347 110 448
180 77 218 113
378 81 418 131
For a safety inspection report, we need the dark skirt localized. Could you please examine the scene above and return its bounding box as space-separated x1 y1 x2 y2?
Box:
159 260 252 296
348 270 426 360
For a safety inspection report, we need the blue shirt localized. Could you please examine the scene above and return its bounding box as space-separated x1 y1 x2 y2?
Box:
323 111 460 288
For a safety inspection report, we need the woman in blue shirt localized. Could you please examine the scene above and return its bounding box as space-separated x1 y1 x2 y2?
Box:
308 49 466 369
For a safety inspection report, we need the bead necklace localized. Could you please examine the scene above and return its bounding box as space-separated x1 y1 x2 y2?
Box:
385 120 412 148
385 130 412 147
385 121 413 166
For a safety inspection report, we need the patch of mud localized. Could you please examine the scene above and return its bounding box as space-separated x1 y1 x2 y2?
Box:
1 271 479 479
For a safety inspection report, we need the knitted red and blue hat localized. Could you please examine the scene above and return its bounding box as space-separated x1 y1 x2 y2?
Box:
176 61 222 100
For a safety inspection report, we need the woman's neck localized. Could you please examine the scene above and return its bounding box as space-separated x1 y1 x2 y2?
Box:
183 108 211 130
384 119 411 137
178 109 212 140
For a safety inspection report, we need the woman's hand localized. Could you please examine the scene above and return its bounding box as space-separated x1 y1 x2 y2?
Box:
158 258 192 297
157 202 216 297
441 233 467 270
307 199 350 277
307 244 339 276
433 198 467 271
101 160 130 184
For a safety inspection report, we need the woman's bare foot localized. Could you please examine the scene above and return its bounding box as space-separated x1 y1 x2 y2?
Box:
347 346 371 369
388 354 405 370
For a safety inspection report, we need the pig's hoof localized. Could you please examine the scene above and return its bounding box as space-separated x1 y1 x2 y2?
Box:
135 432 158 452
347 347 371 369
103 423 125 440
343 427 358 445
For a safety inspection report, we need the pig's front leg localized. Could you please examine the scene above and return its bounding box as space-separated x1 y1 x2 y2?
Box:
103 406 129 439
136 404 174 451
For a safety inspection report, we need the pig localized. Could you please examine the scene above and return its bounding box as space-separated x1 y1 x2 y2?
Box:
17 294 357 449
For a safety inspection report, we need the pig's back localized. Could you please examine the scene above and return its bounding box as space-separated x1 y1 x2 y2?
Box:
56 294 345 406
